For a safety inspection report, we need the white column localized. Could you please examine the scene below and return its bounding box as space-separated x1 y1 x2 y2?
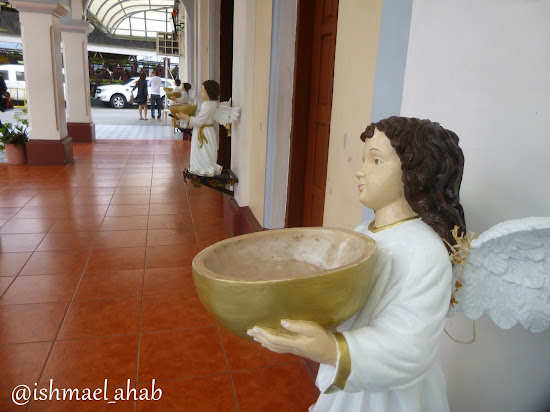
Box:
231 0 256 206
11 0 73 165
12 0 68 141
61 20 93 124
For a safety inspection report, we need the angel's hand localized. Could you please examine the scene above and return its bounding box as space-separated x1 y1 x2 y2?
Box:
175 113 190 121
247 320 337 366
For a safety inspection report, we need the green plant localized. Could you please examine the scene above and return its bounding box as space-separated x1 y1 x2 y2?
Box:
0 107 29 151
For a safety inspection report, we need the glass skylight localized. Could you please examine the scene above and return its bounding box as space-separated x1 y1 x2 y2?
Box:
85 0 176 39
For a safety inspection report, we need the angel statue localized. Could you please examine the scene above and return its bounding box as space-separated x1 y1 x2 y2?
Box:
248 116 550 412
249 116 464 411
174 80 240 176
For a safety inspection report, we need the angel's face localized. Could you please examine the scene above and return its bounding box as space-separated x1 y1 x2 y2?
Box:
200 85 209 101
356 129 406 212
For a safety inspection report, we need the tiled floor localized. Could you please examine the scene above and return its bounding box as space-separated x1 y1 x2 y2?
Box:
0 140 319 411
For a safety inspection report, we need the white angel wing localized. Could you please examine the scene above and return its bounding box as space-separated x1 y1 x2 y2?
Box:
188 88 197 102
453 217 550 332
215 100 241 126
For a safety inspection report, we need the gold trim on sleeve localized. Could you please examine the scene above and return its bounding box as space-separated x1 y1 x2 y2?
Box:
323 332 351 394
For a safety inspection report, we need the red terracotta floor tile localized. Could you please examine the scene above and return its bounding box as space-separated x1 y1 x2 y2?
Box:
40 335 139 389
0 188 41 196
0 218 56 234
135 375 237 412
110 194 151 205
138 328 226 382
146 228 197 247
14 206 67 219
25 195 74 207
80 179 120 188
86 247 146 272
141 293 215 332
149 193 188 204
142 267 195 296
63 204 109 217
146 214 191 230
75 269 144 300
118 178 151 187
0 252 32 276
148 203 186 216
76 187 117 196
106 204 150 217
150 186 186 195
20 250 91 276
37 232 97 251
0 274 80 305
100 216 148 231
0 233 47 252
113 186 151 195
0 342 52 400
94 230 147 248
304 358 321 377
231 363 320 412
0 207 23 220
0 400 24 411
0 302 69 344
145 245 196 269
0 196 33 207
120 174 153 181
58 297 141 339
0 277 14 296
71 194 114 205
219 327 301 371
49 217 104 233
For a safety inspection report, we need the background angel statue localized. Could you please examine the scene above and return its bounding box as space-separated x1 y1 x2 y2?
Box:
175 80 240 176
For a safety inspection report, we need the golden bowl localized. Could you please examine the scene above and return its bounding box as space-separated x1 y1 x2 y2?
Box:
169 104 197 116
192 227 377 340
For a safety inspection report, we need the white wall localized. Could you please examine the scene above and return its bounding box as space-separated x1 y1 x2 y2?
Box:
401 1 550 411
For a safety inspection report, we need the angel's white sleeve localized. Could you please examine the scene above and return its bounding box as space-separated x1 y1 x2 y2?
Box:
188 103 211 128
335 240 452 392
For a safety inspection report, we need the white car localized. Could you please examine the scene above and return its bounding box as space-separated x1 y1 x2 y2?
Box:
0 64 27 103
95 77 176 109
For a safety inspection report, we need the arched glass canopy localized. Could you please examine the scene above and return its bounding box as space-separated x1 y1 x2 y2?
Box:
86 0 176 38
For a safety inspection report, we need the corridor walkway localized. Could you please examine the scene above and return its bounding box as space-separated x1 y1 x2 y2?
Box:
0 139 319 411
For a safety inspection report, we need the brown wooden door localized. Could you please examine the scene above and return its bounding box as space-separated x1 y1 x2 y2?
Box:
301 0 339 226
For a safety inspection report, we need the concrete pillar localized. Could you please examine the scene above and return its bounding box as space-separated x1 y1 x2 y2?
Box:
61 18 95 142
11 0 73 165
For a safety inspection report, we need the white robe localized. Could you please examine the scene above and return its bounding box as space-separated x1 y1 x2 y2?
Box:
312 219 452 412
188 100 222 176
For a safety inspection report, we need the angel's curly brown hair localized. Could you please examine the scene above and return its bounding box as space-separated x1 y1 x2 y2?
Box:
202 80 220 101
360 116 466 250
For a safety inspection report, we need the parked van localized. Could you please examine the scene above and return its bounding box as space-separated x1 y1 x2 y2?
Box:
0 64 26 103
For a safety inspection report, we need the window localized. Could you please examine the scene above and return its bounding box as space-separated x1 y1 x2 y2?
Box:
16 72 25 81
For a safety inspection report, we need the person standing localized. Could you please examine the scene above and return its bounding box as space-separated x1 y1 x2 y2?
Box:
148 70 163 121
0 74 8 113
132 72 148 120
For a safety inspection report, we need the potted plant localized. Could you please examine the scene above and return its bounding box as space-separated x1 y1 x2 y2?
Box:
0 107 29 164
